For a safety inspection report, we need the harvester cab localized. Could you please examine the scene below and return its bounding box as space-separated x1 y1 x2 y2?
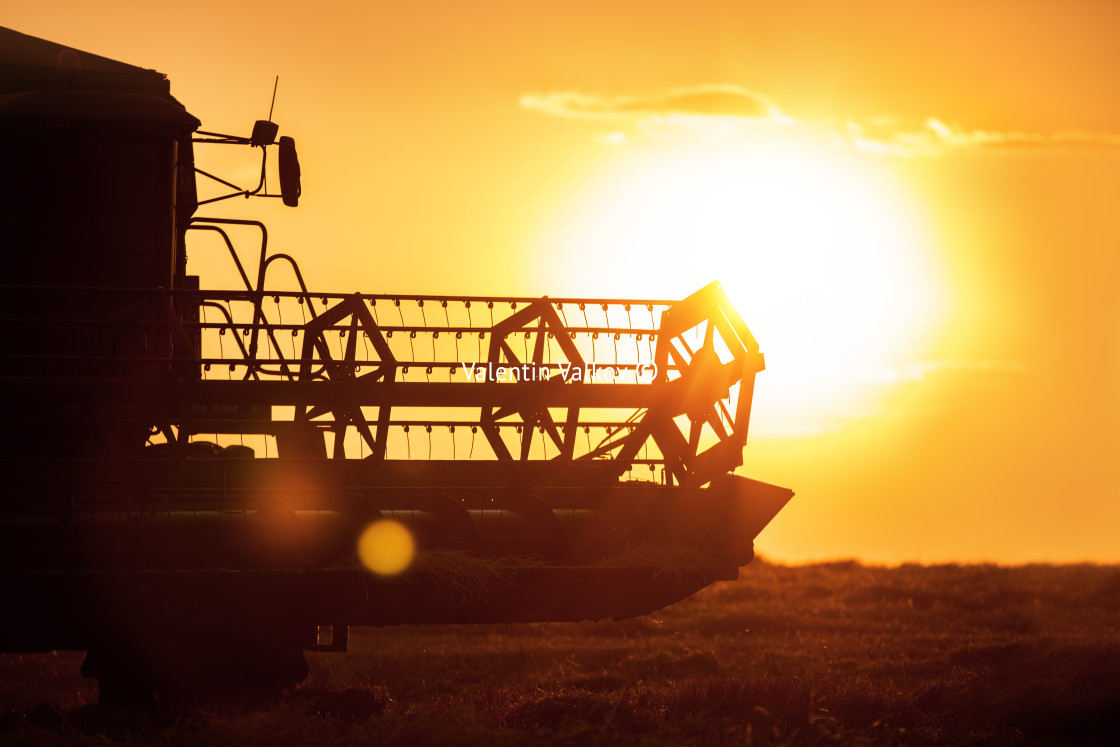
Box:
0 26 793 703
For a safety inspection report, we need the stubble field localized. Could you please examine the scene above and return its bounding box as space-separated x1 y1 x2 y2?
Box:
2 559 1119 745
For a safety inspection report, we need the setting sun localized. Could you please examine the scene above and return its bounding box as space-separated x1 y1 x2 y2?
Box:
542 133 945 437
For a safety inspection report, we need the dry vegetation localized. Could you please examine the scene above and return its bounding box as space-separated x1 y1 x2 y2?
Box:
2 560 1119 745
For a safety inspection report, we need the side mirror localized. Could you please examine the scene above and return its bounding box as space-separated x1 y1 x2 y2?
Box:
278 136 301 207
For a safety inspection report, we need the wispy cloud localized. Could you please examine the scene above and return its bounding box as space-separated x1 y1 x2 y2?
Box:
848 118 1120 157
520 84 788 122
523 85 1120 156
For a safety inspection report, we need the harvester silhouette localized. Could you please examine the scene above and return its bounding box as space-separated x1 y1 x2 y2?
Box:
0 27 792 704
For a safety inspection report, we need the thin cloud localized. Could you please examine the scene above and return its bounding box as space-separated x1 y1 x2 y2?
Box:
848 118 1120 157
520 84 787 122
523 85 1120 155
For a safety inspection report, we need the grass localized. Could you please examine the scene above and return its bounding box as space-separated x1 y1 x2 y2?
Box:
1 559 1118 745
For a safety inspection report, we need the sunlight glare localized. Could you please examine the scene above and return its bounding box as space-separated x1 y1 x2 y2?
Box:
540 133 945 437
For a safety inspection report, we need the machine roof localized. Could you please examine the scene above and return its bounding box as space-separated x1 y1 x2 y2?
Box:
0 26 183 104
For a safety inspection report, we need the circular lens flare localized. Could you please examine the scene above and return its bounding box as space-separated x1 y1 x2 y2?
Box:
358 519 416 576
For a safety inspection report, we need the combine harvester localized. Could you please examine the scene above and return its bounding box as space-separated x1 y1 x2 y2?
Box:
0 27 792 703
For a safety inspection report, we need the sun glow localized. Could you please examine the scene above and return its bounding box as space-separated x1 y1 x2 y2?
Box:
540 133 945 437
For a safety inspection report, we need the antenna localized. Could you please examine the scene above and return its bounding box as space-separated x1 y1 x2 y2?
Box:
250 77 281 147
268 75 279 122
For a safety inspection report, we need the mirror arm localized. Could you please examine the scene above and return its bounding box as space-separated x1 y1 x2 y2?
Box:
193 130 251 144
195 167 252 205
244 148 268 197
194 146 269 205
194 130 299 206
195 167 244 193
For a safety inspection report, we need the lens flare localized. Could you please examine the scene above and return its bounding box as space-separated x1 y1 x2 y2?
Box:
357 519 416 576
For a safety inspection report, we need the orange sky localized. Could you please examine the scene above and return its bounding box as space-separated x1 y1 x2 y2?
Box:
8 1 1120 563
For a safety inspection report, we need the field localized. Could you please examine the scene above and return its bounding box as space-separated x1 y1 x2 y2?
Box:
2 560 1118 745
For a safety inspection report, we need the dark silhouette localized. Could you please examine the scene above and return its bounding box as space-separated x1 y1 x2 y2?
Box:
0 26 790 704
